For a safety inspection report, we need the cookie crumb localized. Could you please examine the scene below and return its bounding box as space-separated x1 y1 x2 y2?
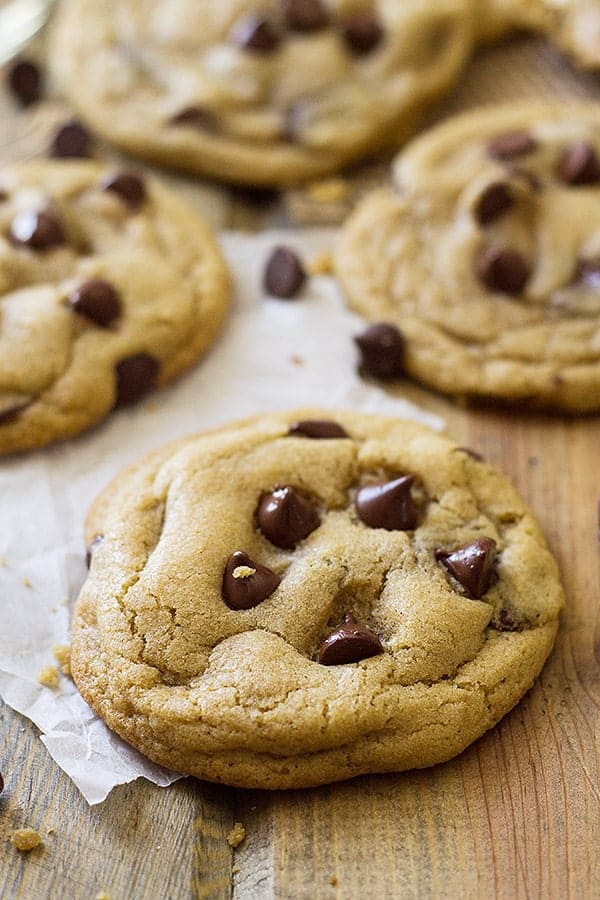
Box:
232 565 256 580
307 251 334 276
0 554 7 566
330 875 338 886
290 354 305 367
95 893 111 900
10 828 42 851
22 577 33 588
37 665 59 688
306 178 350 204
227 823 246 848
52 644 71 676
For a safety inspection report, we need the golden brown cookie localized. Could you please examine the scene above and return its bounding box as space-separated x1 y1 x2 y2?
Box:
0 160 229 454
72 409 563 789
337 103 600 412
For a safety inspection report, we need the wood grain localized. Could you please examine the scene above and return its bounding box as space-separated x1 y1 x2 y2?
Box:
1 29 600 900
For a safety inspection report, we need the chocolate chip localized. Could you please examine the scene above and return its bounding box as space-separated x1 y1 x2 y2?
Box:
288 419 349 439
68 279 121 327
222 551 281 610
354 323 404 380
169 106 217 129
342 13 383 55
0 771 3 794
577 260 600 289
264 246 306 298
102 172 147 211
257 486 320 549
436 537 497 599
7 59 42 107
9 210 66 251
557 142 600 186
229 15 280 52
0 402 30 426
488 131 537 161
85 534 104 569
50 121 92 159
355 477 419 531
318 613 383 665
283 0 329 31
475 182 514 226
476 246 530 295
491 608 523 632
114 354 159 406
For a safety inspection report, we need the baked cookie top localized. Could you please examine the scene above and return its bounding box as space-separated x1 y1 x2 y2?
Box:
73 410 563 789
337 103 600 412
48 0 474 185
0 161 229 454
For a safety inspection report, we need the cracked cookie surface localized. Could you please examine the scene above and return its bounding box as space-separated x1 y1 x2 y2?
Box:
337 103 600 412
0 160 229 454
48 0 474 186
72 409 563 789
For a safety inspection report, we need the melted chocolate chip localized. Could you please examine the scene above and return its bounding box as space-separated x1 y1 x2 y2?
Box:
50 121 92 159
85 534 104 568
475 182 514 226
354 323 404 381
283 0 329 31
436 537 497 599
288 419 349 439
102 172 147 211
318 613 383 665
7 59 42 106
0 402 30 426
342 13 383 54
264 246 306 298
488 131 537 161
169 106 217 129
68 279 121 327
222 551 281 610
230 15 280 52
476 246 530 295
557 142 600 186
9 210 66 251
355 477 419 531
257 486 320 549
114 354 159 406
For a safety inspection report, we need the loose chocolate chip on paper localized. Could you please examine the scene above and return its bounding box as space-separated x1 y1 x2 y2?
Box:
264 246 306 298
475 182 514 226
85 534 104 569
283 0 329 31
68 279 121 328
476 245 530 295
102 172 147 211
257 486 320 549
7 59 43 106
9 209 66 251
354 323 404 381
488 131 537 161
288 420 349 439
0 402 30 426
318 613 383 665
557 142 600 186
355 476 419 531
230 15 280 52
222 551 281 610
436 537 497 599
342 13 383 55
50 121 92 159
114 354 159 406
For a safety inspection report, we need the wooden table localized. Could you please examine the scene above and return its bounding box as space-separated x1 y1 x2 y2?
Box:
1 31 599 900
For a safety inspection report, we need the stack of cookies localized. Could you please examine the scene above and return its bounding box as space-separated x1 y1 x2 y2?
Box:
5 0 600 791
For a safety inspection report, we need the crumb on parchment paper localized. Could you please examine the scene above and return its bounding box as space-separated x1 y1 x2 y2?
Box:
37 665 59 688
307 251 334 276
52 644 71 675
10 828 42 851
227 823 246 848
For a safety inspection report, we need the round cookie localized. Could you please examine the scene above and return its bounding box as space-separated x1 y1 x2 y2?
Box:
0 160 229 454
73 409 563 789
337 103 600 412
48 0 475 186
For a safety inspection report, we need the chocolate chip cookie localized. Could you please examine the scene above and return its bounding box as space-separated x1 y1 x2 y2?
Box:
48 0 474 186
337 103 600 412
72 409 563 789
0 161 229 454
